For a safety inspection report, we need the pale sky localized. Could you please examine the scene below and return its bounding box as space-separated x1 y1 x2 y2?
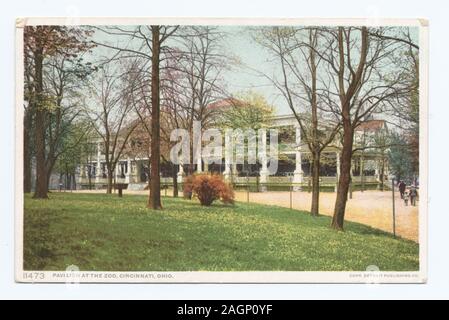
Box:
218 26 289 114
88 25 419 116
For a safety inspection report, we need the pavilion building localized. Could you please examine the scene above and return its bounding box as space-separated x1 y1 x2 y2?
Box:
77 111 391 192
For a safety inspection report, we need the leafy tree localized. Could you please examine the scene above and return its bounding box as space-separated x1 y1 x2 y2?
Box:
388 133 416 184
219 91 274 184
219 91 274 130
24 26 93 198
54 122 92 190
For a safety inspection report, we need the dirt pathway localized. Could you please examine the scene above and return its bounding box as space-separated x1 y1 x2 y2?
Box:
234 190 419 242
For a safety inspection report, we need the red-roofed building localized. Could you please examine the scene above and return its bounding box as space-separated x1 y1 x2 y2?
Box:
77 110 391 191
355 119 387 132
206 98 243 111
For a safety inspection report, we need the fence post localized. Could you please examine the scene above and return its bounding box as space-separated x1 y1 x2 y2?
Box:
246 176 250 203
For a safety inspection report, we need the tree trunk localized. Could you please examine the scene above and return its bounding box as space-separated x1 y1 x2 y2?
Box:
309 32 319 216
46 160 56 192
380 156 385 191
173 163 178 198
88 163 92 190
106 169 113 194
32 46 48 199
331 125 354 230
148 26 162 209
72 173 76 191
308 162 311 193
360 154 365 192
256 174 260 193
310 152 320 216
189 134 195 176
23 107 32 193
331 27 368 229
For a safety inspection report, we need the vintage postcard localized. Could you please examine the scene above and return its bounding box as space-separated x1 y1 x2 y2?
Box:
15 17 428 283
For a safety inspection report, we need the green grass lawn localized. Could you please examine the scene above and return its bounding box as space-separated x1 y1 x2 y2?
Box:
23 193 419 271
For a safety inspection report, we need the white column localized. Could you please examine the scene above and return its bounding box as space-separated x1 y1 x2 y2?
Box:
95 142 101 184
350 159 354 179
177 161 184 183
197 154 202 173
194 120 202 173
115 162 120 183
259 128 269 184
129 160 134 184
80 164 86 178
292 126 303 190
135 160 141 183
385 162 390 180
335 151 340 192
125 158 131 183
131 161 137 183
223 130 232 181
204 158 209 173
375 160 380 189
78 164 85 185
375 161 380 180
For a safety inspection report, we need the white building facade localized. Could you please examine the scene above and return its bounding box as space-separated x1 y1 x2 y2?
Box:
77 114 391 192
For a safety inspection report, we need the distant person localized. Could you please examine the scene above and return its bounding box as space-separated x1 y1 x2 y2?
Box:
403 190 409 206
409 186 418 206
398 180 406 199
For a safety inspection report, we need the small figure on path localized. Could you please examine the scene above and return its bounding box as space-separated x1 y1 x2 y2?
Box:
398 180 406 199
404 190 409 206
409 185 418 206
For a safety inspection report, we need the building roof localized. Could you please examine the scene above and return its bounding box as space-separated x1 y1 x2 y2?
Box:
355 120 386 132
206 98 243 110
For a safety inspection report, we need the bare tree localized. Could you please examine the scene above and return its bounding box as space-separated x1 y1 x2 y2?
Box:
168 26 228 174
92 25 179 209
85 64 138 194
160 63 188 197
310 27 412 230
255 26 341 216
121 55 186 198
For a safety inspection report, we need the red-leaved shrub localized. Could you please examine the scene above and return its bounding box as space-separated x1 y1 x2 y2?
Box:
191 174 234 206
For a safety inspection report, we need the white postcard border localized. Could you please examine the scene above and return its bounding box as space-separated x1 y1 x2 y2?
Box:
14 17 429 284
